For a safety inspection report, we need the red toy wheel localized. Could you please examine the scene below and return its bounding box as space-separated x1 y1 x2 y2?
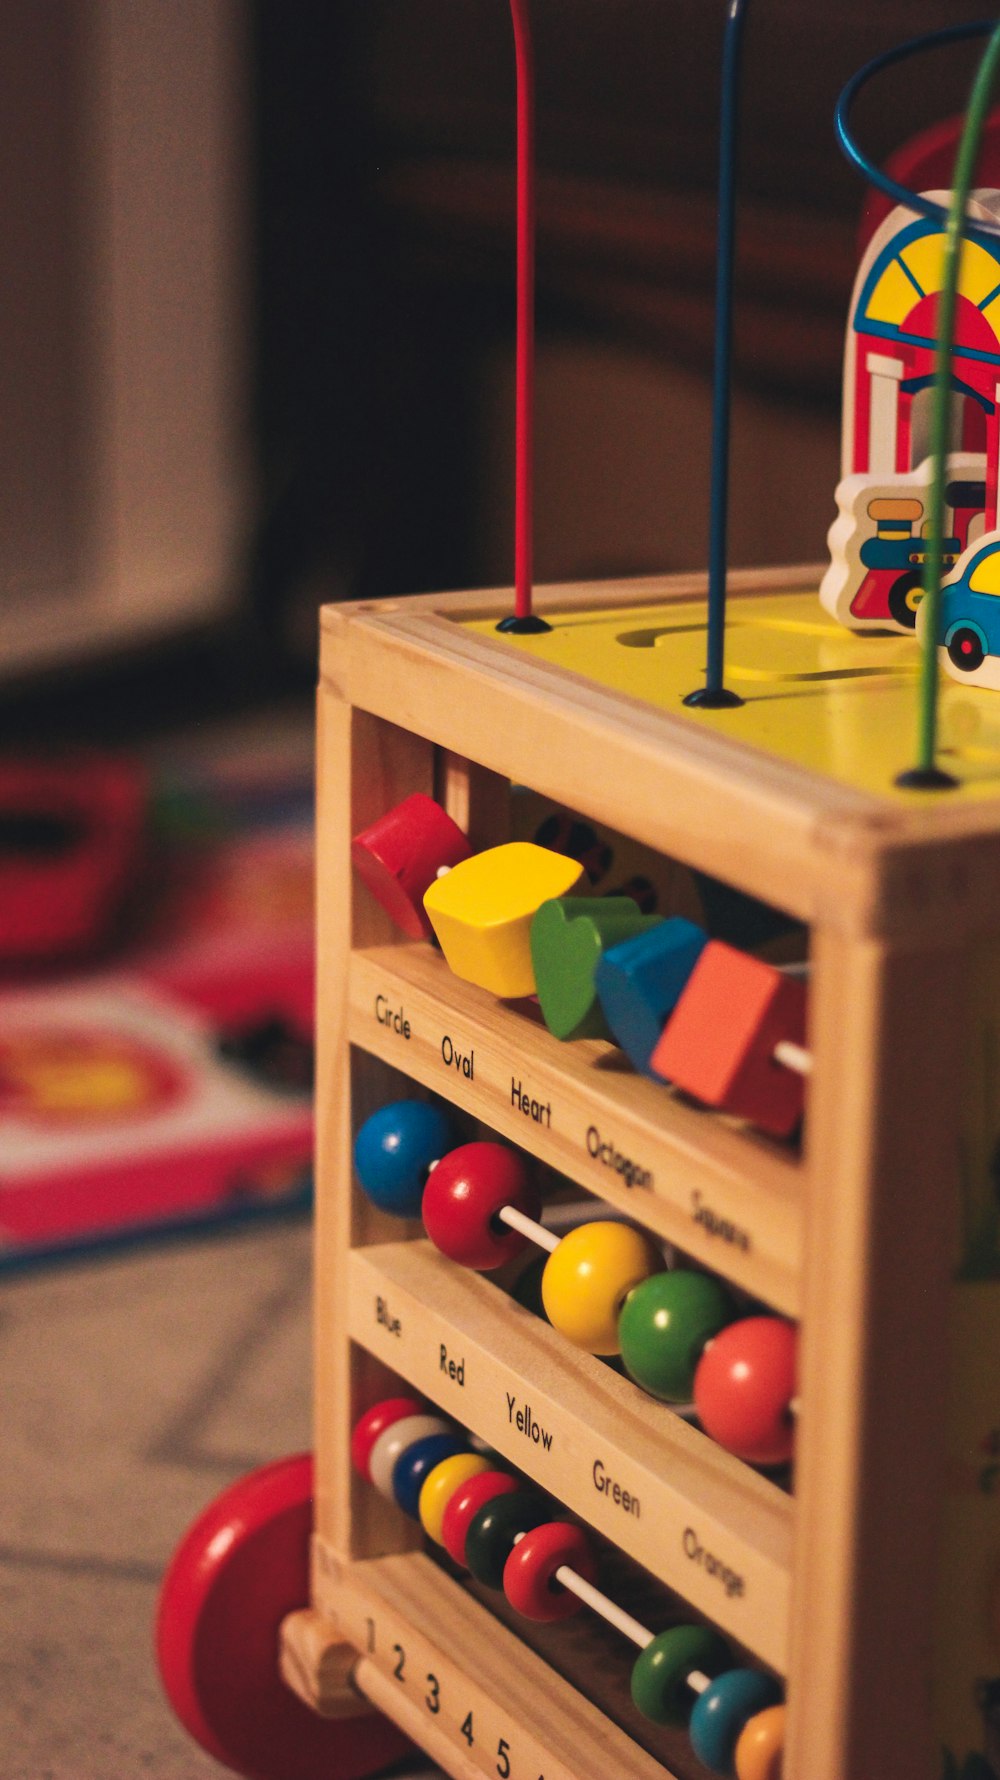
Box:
156 1453 412 1780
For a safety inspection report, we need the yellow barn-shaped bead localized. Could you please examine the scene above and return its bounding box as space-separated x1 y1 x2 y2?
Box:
423 842 585 998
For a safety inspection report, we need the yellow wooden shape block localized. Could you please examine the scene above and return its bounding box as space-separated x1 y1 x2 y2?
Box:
423 842 585 997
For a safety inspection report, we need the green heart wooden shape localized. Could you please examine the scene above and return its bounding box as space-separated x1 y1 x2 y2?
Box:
530 896 662 1041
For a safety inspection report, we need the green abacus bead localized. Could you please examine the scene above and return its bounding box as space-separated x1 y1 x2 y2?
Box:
619 1269 737 1402
464 1490 550 1589
630 1625 732 1727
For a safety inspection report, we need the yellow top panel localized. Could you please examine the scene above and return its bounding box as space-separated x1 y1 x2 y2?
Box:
464 586 1000 804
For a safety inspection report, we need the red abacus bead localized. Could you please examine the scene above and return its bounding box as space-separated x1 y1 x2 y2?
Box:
441 1469 518 1567
422 1142 540 1270
694 1316 797 1466
351 793 472 941
503 1520 597 1622
351 1397 423 1481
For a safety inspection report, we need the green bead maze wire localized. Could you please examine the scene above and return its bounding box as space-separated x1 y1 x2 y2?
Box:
912 24 1000 787
836 20 1000 789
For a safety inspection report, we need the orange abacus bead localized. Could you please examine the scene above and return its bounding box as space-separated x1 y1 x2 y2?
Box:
694 1317 797 1466
734 1702 786 1780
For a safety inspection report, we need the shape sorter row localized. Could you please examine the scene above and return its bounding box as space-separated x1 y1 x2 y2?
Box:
313 572 997 1780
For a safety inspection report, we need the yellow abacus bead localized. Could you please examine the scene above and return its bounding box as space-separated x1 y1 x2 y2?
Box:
541 1220 663 1354
734 1703 786 1780
418 1451 492 1545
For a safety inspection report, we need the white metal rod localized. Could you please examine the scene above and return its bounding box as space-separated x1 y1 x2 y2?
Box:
551 1566 710 1697
552 1562 654 1648
498 1202 560 1253
773 1038 812 1077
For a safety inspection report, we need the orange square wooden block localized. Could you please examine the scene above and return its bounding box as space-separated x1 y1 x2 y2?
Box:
650 940 807 1137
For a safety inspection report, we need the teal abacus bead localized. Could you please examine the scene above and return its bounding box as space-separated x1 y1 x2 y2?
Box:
618 1269 737 1401
630 1625 732 1727
464 1490 550 1589
689 1669 784 1775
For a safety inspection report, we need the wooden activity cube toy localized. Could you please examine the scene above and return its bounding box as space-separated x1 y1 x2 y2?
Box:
154 16 1000 1780
270 566 999 1780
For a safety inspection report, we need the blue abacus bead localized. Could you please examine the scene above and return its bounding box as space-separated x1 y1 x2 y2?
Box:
689 1669 784 1776
392 1432 469 1519
594 917 708 1075
353 1099 456 1216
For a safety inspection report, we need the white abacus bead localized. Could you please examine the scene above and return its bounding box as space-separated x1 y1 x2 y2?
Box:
368 1414 452 1498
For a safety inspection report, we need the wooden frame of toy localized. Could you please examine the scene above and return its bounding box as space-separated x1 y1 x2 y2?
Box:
157 11 1000 1780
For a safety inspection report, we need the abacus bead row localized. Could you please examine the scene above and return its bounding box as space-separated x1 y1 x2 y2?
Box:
352 1399 786 1776
353 1106 798 1466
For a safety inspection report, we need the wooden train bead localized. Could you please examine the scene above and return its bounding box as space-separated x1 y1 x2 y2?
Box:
694 1316 798 1467
418 1452 492 1545
367 1413 452 1498
440 1468 520 1567
617 1268 738 1401
650 940 809 1138
351 792 472 939
422 841 585 998
689 1670 784 1776
502 1520 597 1621
464 1488 552 1587
350 1396 423 1480
529 896 662 1041
352 1099 457 1216
421 1141 542 1269
594 915 709 1075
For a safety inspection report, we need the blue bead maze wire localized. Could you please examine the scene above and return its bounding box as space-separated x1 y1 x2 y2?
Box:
835 22 1000 236
836 19 1000 790
684 0 750 710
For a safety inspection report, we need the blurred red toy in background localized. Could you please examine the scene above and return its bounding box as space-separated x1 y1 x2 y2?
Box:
0 757 148 973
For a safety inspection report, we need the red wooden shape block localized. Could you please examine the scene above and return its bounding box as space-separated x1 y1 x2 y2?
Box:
650 942 807 1137
351 793 471 940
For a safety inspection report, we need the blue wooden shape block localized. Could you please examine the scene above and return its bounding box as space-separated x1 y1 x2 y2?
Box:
594 916 708 1075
